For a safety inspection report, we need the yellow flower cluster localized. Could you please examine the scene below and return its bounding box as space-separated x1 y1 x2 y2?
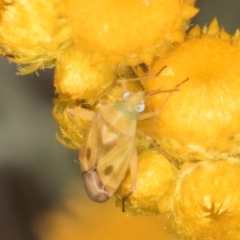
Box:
3 0 240 239
0 0 72 74
127 19 240 239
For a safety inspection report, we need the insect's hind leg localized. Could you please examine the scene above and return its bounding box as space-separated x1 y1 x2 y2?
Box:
136 129 180 169
121 148 138 212
122 192 133 212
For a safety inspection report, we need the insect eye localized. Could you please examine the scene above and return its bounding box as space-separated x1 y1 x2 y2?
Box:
135 103 145 112
123 92 131 100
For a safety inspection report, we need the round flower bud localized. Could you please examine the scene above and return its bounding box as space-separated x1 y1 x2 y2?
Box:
57 0 198 66
54 45 117 100
0 0 71 74
116 149 177 215
144 19 240 163
167 160 240 240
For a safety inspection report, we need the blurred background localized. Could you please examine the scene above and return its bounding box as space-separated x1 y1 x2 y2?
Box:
1 1 240 240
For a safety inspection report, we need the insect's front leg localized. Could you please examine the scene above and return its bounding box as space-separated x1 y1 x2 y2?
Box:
137 111 158 121
67 107 96 135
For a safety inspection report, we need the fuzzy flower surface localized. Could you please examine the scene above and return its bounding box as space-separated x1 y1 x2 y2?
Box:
57 0 198 66
54 19 240 225
54 44 117 99
116 149 177 215
144 19 240 163
52 0 197 99
167 160 240 240
0 0 72 74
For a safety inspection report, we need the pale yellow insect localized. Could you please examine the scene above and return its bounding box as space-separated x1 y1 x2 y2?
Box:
67 67 188 208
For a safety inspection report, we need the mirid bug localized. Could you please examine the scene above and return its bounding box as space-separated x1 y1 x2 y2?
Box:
67 67 188 209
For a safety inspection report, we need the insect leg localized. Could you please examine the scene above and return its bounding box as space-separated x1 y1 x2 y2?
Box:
122 148 138 212
118 66 168 93
136 129 180 169
138 78 189 121
67 107 96 135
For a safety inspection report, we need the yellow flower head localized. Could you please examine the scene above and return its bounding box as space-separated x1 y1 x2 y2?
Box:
116 149 177 215
52 97 89 150
167 160 240 240
0 0 71 74
54 44 117 100
144 19 240 163
57 0 198 66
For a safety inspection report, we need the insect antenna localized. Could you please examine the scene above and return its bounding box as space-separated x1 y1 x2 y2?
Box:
145 78 189 114
136 78 189 169
119 65 167 83
118 66 167 93
137 129 180 169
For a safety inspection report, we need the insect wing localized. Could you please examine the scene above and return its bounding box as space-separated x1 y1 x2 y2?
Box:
79 113 102 172
80 103 137 198
96 129 135 197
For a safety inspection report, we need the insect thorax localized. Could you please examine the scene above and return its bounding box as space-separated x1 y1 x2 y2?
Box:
113 101 138 120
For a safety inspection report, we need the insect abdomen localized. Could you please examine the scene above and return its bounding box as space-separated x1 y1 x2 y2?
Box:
82 168 110 202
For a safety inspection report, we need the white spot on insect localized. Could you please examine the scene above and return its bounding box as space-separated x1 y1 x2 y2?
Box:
101 125 119 143
123 92 131 100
